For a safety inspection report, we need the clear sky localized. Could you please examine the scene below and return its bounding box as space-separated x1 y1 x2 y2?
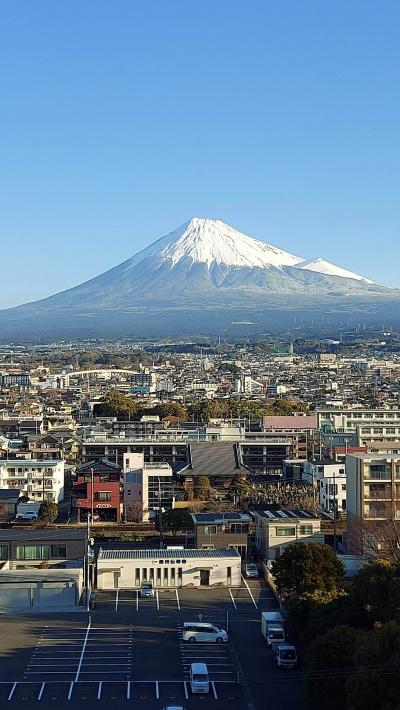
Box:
1 1 399 308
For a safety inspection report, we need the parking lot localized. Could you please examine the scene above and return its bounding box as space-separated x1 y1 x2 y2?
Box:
0 579 303 709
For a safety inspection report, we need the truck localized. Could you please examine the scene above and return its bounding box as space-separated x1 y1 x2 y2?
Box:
273 643 297 669
261 610 286 647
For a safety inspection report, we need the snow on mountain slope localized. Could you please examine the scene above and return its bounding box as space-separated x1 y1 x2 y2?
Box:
295 257 374 284
126 217 304 270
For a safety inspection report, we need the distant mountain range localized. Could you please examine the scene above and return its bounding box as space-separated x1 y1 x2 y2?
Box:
1 217 399 340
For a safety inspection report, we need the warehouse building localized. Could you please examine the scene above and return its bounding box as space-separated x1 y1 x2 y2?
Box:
96 548 241 589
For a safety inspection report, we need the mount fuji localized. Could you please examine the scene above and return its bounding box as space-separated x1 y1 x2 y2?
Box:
0 217 398 340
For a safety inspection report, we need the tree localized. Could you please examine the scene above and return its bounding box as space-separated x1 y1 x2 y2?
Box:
303 625 365 710
271 542 345 602
157 402 188 419
99 390 139 418
347 509 400 564
38 501 58 525
194 476 211 500
162 508 194 535
350 561 400 627
345 622 400 710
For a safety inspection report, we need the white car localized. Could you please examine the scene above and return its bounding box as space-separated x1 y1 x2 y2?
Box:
182 622 228 644
139 582 154 598
244 563 258 578
16 511 38 521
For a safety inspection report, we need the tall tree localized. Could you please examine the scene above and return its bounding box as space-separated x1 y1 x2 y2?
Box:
271 542 345 601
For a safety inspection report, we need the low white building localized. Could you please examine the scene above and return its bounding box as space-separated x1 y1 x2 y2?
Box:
96 548 241 589
254 509 323 560
303 461 346 513
0 459 64 503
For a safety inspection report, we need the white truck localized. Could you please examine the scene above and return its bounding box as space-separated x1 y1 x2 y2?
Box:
273 643 297 669
261 611 286 647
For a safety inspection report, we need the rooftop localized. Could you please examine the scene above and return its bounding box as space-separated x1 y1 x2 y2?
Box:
0 528 87 541
98 548 240 560
254 509 319 521
191 512 251 524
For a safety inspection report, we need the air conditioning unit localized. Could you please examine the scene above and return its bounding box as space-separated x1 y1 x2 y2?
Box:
394 510 400 520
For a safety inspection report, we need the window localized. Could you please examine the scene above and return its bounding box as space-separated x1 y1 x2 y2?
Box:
204 525 217 535
16 545 50 560
275 527 296 537
299 525 313 535
96 491 112 501
0 545 8 560
51 545 67 557
342 484 346 491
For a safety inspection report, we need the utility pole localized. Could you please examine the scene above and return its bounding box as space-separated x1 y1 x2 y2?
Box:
158 477 164 549
333 467 337 552
90 467 94 522
86 512 91 611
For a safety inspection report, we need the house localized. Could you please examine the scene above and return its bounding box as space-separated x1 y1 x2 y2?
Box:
0 489 22 521
191 512 251 559
74 459 121 523
254 508 323 560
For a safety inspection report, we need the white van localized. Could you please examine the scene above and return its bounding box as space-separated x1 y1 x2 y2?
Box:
182 622 228 644
190 662 209 694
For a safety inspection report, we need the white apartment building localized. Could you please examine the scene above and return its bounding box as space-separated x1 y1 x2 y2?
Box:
254 509 323 560
317 407 400 447
303 461 347 513
0 460 64 502
122 452 173 522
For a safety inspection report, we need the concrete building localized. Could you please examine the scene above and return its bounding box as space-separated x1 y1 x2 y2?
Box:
0 459 64 502
302 460 347 513
0 568 84 611
346 453 400 522
0 528 87 566
74 459 121 523
122 453 173 522
96 548 241 589
254 509 322 560
191 512 251 558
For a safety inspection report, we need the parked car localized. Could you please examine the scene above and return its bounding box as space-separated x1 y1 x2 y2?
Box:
182 622 228 644
190 662 209 693
244 562 258 578
139 582 154 598
16 511 38 521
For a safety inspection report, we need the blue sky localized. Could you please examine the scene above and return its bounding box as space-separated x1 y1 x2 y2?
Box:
1 1 399 308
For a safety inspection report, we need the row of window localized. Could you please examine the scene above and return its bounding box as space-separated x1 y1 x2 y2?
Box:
0 544 67 560
275 525 314 536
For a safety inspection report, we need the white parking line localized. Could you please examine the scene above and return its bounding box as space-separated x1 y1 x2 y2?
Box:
212 681 218 699
127 681 131 700
74 618 91 682
37 682 46 701
241 576 258 609
97 681 102 700
156 590 160 611
183 681 188 699
155 680 159 699
228 589 237 610
67 681 74 701
7 682 17 701
175 589 181 610
115 590 119 612
136 590 139 611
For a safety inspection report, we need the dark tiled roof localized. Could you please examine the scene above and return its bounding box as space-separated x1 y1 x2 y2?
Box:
98 548 240 560
0 528 87 541
191 512 251 524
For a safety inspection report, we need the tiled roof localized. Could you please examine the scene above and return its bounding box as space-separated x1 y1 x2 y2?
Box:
98 548 240 560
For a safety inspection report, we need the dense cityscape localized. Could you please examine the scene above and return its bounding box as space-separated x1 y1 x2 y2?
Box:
0 335 399 707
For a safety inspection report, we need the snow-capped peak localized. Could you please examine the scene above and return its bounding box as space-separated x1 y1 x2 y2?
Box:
295 257 374 284
128 217 303 270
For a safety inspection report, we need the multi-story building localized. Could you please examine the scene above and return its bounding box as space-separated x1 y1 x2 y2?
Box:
0 459 64 502
302 460 347 513
122 453 173 522
254 509 322 560
74 459 121 523
346 453 400 523
191 512 251 559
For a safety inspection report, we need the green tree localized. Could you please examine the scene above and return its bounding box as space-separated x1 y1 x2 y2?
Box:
100 390 139 418
162 508 194 535
157 402 188 419
271 542 345 602
345 622 400 710
304 625 365 710
38 501 58 524
350 561 400 627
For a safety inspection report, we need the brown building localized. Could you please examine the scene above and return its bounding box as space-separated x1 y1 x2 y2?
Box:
0 528 87 566
191 512 251 559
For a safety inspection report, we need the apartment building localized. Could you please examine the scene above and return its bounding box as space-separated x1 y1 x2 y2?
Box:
346 453 400 522
317 407 400 446
74 459 121 523
0 459 64 502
